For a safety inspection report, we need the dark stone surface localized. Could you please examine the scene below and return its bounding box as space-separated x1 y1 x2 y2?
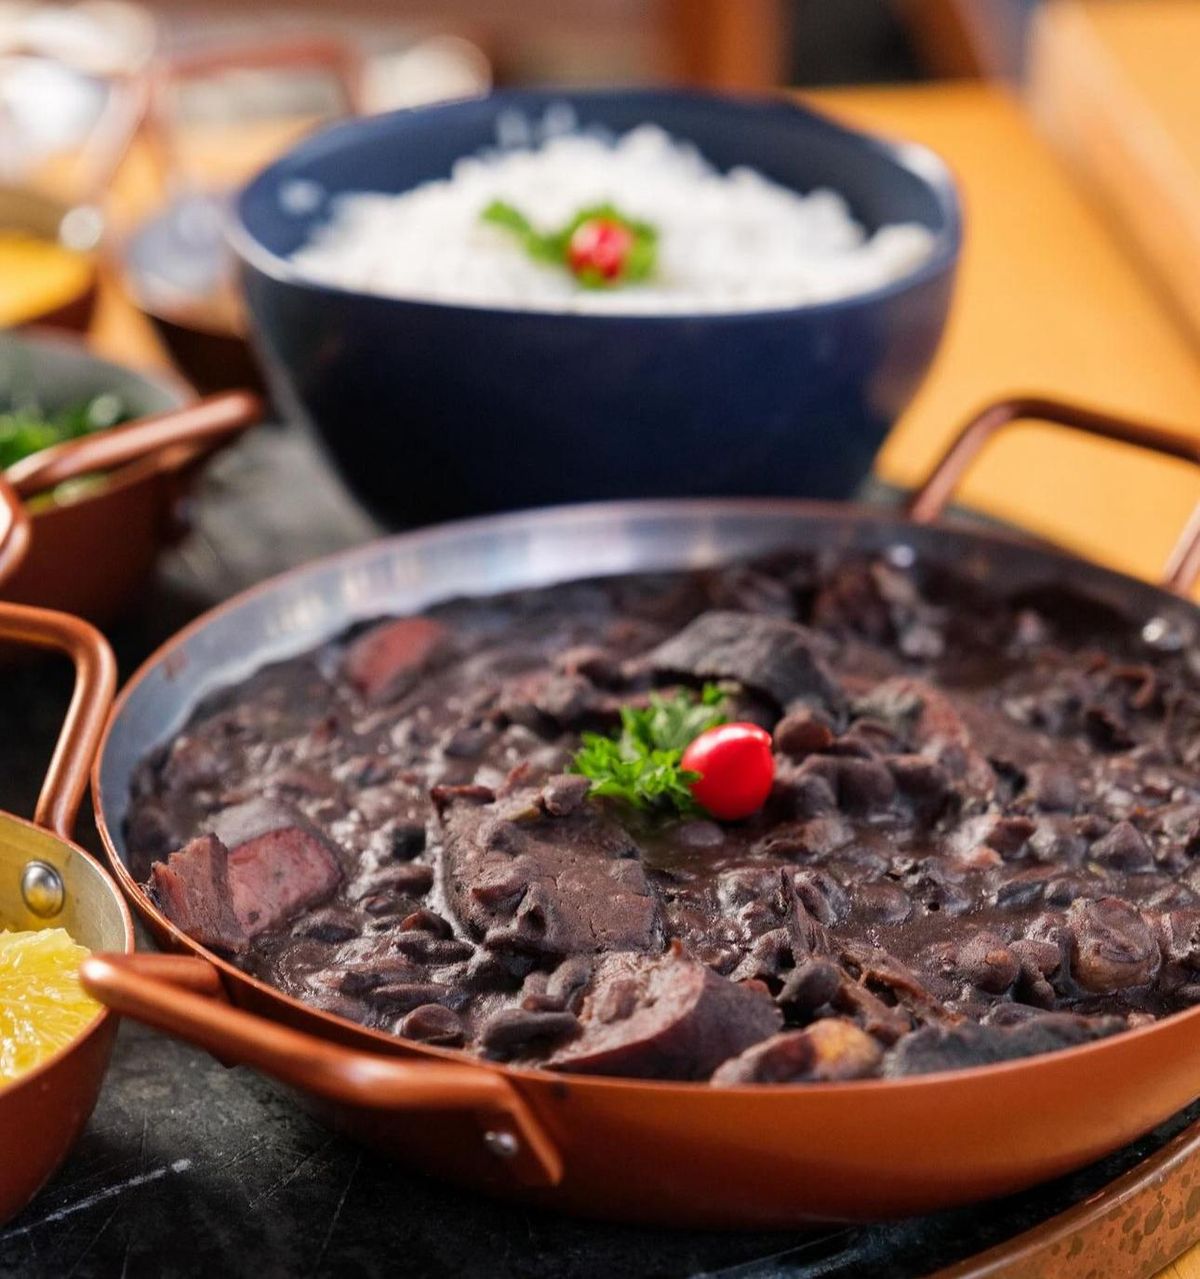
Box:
1 424 1198 1277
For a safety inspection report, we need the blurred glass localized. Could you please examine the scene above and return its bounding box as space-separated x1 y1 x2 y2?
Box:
0 2 153 200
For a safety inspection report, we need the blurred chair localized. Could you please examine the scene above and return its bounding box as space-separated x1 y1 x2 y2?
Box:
896 0 1044 79
660 0 789 88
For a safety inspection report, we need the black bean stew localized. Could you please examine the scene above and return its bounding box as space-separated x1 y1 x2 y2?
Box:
127 551 1200 1084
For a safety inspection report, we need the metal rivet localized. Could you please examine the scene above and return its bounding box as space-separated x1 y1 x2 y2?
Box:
483 1130 519 1160
21 861 65 918
885 543 917 569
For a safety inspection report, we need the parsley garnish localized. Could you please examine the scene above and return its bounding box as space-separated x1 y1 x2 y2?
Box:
480 199 658 288
571 684 726 815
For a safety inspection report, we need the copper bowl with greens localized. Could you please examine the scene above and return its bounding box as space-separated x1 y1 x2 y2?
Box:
0 331 263 622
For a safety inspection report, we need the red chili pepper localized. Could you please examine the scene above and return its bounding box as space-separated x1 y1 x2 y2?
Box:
681 722 775 821
567 217 634 282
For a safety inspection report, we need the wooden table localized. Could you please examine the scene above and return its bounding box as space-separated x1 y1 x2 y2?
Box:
83 79 1200 1279
807 82 1200 595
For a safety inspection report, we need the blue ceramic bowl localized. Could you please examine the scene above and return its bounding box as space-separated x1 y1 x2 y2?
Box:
232 89 961 526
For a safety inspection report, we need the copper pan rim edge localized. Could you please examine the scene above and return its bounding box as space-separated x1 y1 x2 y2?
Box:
88 493 1200 1102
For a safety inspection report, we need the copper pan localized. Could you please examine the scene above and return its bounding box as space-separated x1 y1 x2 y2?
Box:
84 399 1200 1230
2 386 264 621
0 602 132 1224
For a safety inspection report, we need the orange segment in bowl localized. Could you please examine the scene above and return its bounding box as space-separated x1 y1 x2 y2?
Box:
0 231 93 327
0 927 99 1086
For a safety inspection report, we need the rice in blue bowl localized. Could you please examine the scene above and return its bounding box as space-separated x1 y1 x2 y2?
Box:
231 89 961 526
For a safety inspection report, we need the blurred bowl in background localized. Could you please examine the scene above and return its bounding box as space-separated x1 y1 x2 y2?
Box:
119 32 490 397
232 88 961 527
120 191 266 396
0 186 101 331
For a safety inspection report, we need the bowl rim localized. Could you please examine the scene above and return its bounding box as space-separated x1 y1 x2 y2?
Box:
228 85 963 324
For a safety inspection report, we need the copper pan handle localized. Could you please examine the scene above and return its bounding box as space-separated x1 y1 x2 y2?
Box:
0 472 31 586
906 397 1200 596
81 951 563 1189
0 603 116 838
5 390 263 498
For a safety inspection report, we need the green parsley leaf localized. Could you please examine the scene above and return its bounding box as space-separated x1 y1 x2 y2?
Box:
571 684 727 816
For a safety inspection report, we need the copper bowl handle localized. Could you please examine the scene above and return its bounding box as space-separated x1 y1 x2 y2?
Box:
0 473 31 586
5 390 264 498
906 397 1200 596
0 603 116 839
80 951 564 1189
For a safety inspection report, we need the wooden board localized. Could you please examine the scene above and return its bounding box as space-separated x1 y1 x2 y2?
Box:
1028 0 1200 346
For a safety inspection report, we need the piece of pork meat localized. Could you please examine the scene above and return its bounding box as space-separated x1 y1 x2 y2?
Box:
648 611 845 714
438 788 660 959
147 833 247 954
150 800 344 946
547 944 781 1079
342 616 448 703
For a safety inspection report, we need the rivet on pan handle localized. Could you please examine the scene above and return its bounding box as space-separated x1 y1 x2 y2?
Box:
0 473 31 587
80 952 564 1190
906 397 1200 596
0 603 116 840
5 391 264 498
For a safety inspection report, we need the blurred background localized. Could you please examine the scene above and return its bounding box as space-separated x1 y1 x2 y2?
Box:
0 0 1198 607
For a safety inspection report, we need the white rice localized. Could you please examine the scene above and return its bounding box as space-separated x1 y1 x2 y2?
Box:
289 119 937 314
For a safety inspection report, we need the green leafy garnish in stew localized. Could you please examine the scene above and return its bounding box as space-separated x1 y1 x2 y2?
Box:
571 683 727 815
481 200 658 288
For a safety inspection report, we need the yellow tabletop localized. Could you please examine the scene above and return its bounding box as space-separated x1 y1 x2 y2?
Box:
806 82 1200 595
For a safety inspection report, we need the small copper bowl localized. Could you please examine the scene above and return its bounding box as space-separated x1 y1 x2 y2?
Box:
0 601 132 1225
0 331 263 622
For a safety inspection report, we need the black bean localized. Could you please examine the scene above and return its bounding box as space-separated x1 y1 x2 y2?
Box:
540 773 591 817
479 1007 580 1059
293 908 360 944
777 958 843 1014
792 869 850 926
773 709 834 759
397 908 453 938
390 821 427 860
1090 820 1153 872
833 758 897 814
399 1004 466 1046
1026 763 1079 813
